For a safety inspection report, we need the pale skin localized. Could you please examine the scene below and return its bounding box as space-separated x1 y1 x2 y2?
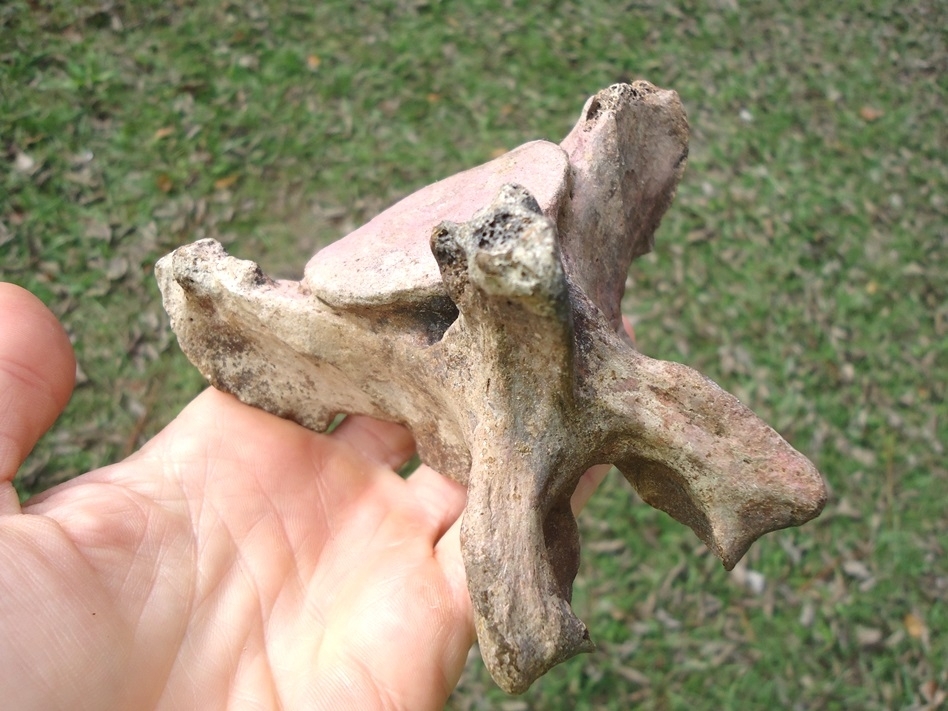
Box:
0 282 625 710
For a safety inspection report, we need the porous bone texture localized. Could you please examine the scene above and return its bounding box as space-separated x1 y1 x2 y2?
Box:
156 82 827 694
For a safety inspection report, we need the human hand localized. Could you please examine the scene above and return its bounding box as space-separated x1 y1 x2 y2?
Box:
0 283 613 710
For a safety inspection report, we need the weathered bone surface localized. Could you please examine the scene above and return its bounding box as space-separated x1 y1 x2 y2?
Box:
156 82 827 694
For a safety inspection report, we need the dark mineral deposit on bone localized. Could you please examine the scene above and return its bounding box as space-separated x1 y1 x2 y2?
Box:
156 82 827 694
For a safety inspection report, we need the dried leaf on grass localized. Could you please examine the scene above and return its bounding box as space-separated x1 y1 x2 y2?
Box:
859 106 884 122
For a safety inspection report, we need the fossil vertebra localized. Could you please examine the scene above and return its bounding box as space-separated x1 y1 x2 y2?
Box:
156 82 827 694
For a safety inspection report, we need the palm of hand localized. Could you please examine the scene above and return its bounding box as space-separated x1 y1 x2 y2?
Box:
1 283 473 710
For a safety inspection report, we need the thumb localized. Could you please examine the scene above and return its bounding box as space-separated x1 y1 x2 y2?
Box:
0 284 76 502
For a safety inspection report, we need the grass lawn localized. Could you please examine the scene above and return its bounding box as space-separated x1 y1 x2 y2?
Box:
2 1 945 708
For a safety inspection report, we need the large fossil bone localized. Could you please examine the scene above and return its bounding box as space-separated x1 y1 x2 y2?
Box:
156 82 827 694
